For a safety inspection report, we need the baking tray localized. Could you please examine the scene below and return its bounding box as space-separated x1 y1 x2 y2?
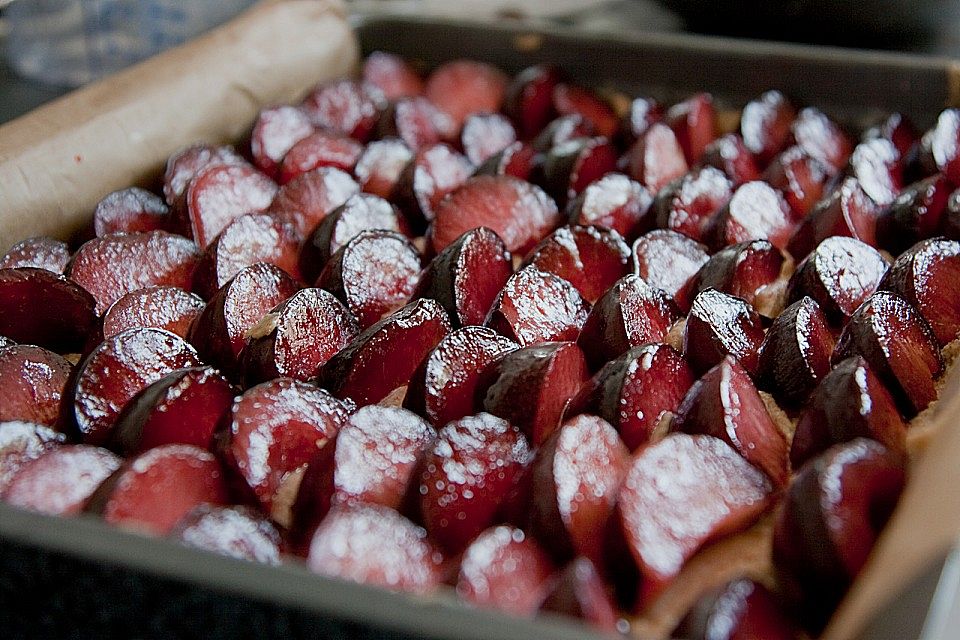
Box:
2 12 960 640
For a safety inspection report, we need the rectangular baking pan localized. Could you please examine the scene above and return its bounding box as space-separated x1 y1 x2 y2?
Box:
2 13 959 640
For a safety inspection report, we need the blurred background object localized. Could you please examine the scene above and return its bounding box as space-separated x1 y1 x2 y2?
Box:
5 0 256 87
658 0 960 52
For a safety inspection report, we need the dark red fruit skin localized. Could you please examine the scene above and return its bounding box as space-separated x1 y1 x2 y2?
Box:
653 166 733 243
191 213 302 300
787 177 881 260
863 112 918 159
879 237 960 345
568 343 695 451
249 104 315 179
456 525 556 616
241 288 359 385
88 444 230 536
576 274 682 371
773 439 905 634
187 262 301 376
757 296 835 408
479 341 590 446
162 144 247 205
790 107 853 175
405 326 518 428
740 90 796 166
924 108 960 185
674 356 790 487
431 175 561 255
674 578 799 640
533 114 595 153
67 231 200 315
847 138 904 208
216 378 351 514
110 366 234 455
505 64 562 140
700 133 762 186
62 328 201 446
291 406 434 546
353 138 414 200
461 113 518 166
540 557 621 633
832 291 943 417
530 414 629 563
622 96 664 144
306 504 444 594
2 444 120 515
552 83 618 139
0 267 97 352
523 225 630 304
412 226 512 328
267 166 360 240
692 239 785 312
875 175 952 255
705 181 796 252
278 130 363 185
171 504 283 565
416 412 532 553
613 433 773 607
567 173 653 241
474 141 539 182
93 187 170 237
785 236 888 325
300 194 409 282
683 288 766 376
631 229 710 312
625 122 690 194
425 59 508 133
173 163 277 249
395 143 472 228
378 97 453 152
362 51 424 100
1 236 70 274
666 93 716 164
541 137 618 207
0 345 72 427
764 145 830 219
101 286 205 340
791 356 906 469
485 267 590 347
945 187 960 239
321 298 451 406
316 229 421 330
300 80 384 142
0 421 66 495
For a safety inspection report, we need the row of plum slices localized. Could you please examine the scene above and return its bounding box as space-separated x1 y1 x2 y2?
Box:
2 51 960 639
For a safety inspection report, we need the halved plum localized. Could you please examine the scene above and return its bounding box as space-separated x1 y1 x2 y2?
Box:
67 231 200 315
480 341 590 446
412 226 513 328
0 345 72 427
405 326 518 428
64 328 201 446
456 525 556 616
567 343 695 451
321 298 451 406
217 378 352 516
417 412 532 552
89 443 229 536
530 414 629 562
241 287 359 384
614 433 773 607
